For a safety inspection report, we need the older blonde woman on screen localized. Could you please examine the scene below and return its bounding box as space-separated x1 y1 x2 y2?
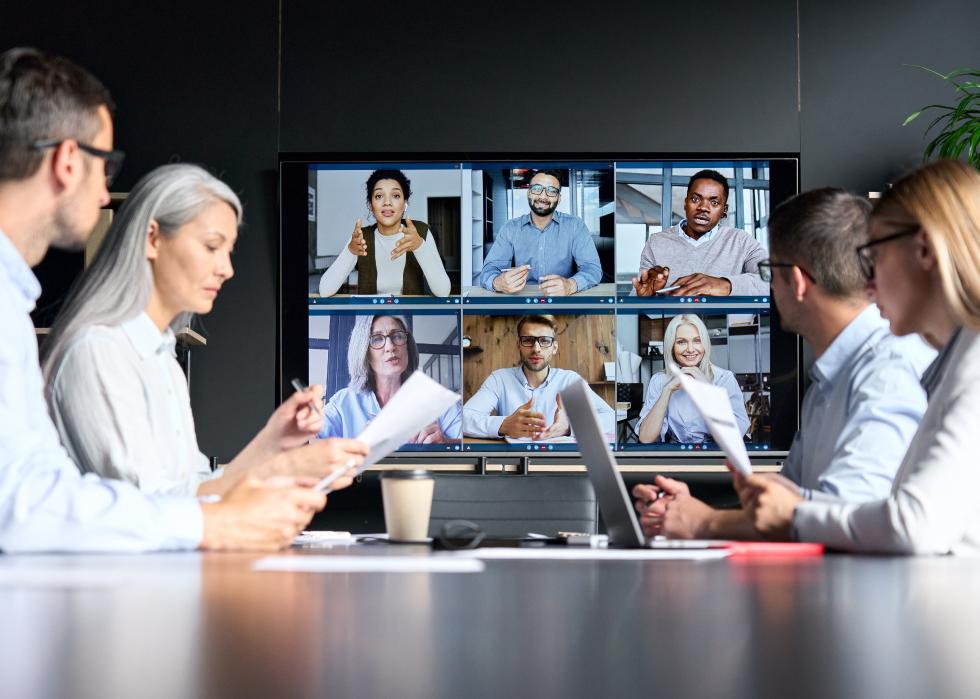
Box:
735 159 980 555
636 314 750 443
42 164 367 497
319 314 461 444
318 169 451 297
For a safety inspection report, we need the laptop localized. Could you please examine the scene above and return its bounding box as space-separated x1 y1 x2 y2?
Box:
560 379 719 549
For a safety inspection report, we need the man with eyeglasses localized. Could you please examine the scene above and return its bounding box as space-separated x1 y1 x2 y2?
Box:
632 188 935 540
463 314 614 439
479 169 602 296
632 169 768 297
0 47 351 553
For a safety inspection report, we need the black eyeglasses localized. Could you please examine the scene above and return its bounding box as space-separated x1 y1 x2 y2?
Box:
519 335 555 348
855 225 921 281
528 183 560 197
368 330 409 349
31 139 125 186
758 259 816 283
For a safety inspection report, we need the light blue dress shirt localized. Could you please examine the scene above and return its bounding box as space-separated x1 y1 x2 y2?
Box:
675 219 720 247
318 386 462 442
0 229 203 553
638 366 750 442
479 211 602 292
463 367 615 438
781 305 936 502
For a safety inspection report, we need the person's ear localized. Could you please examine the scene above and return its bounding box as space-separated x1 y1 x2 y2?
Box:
722 203 729 219
791 265 809 302
49 140 81 192
915 229 937 272
145 220 161 261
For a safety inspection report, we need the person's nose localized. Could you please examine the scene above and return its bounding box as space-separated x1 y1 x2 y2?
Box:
217 251 234 280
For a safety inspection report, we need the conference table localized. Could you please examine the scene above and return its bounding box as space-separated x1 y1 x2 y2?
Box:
2 545 980 699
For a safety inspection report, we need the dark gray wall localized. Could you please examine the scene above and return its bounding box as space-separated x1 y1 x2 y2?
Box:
4 1 979 456
801 2 980 190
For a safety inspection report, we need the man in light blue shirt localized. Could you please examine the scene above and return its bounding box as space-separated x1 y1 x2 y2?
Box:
0 48 338 552
632 188 935 539
479 169 602 296
464 315 615 439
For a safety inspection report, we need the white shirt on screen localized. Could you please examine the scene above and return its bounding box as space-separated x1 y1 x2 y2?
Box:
0 229 202 553
638 366 750 443
48 312 220 497
318 230 451 296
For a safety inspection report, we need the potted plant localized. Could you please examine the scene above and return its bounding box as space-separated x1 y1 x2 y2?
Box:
903 66 980 169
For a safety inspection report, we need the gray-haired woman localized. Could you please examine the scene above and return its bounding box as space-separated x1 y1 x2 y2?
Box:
42 163 367 497
317 314 461 443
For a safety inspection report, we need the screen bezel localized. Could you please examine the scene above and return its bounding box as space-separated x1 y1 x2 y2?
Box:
279 152 801 461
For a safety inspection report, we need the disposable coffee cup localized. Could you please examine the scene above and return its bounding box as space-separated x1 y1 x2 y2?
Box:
380 470 435 542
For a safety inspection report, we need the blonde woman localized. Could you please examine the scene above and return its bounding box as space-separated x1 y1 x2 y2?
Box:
636 314 749 443
737 160 980 554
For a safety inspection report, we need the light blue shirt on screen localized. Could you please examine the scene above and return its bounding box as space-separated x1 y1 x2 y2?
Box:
781 305 936 503
638 366 750 443
0 229 202 553
463 367 615 438
318 386 462 442
479 211 602 292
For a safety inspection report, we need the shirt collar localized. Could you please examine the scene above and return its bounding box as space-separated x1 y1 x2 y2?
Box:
920 327 962 398
811 305 886 387
514 365 556 389
676 220 719 246
521 211 562 231
0 228 42 311
121 312 177 359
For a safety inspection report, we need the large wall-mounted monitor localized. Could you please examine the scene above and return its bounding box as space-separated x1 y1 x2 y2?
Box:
280 154 800 461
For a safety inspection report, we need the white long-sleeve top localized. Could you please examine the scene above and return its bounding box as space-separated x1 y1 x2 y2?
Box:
318 229 451 297
0 229 201 553
48 313 219 497
794 328 980 555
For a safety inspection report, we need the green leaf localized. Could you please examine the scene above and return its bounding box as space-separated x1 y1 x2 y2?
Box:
902 110 923 126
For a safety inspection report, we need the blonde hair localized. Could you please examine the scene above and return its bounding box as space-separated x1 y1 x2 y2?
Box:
875 160 980 330
662 314 715 382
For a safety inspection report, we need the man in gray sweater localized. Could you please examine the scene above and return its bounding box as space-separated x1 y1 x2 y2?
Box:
631 169 768 296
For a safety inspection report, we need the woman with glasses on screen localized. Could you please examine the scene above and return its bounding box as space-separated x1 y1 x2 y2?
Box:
318 169 452 297
636 314 750 444
735 159 980 554
318 314 461 444
41 164 368 497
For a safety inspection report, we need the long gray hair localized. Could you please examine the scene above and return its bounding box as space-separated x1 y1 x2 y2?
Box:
41 163 242 383
347 314 418 393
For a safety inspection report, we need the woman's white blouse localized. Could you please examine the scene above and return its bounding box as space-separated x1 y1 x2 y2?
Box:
794 328 980 555
48 313 217 496
318 229 451 297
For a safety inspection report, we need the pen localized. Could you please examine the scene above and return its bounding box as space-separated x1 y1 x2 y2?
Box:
655 284 681 294
313 457 360 493
290 378 323 417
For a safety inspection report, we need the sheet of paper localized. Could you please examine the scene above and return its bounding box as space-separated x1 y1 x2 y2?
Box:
253 556 485 574
315 371 460 491
451 548 730 561
672 368 752 476
358 371 460 466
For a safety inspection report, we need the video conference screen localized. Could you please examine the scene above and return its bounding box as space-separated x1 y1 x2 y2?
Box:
280 156 800 457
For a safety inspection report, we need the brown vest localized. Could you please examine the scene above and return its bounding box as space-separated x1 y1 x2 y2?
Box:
356 221 431 295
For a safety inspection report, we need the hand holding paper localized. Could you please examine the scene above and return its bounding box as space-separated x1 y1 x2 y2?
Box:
671 367 752 476
314 372 460 492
